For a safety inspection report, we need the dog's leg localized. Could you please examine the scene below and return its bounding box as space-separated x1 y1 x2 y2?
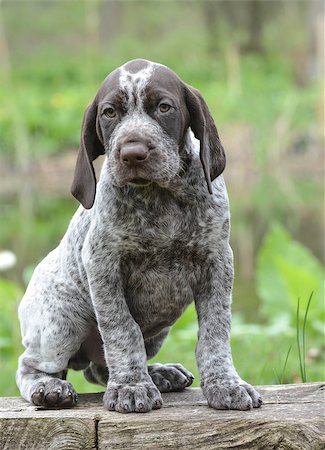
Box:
145 328 171 360
16 356 77 407
17 279 91 408
83 362 108 386
85 254 163 413
195 243 263 410
145 330 194 392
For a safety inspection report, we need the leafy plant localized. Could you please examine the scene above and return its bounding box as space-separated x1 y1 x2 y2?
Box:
256 223 324 337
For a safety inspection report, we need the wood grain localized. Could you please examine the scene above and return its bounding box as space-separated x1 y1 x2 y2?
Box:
0 383 324 450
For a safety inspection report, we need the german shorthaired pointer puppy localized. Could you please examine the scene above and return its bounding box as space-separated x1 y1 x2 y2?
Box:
17 59 262 413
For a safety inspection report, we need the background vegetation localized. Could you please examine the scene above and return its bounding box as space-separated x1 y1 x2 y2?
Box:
0 0 324 396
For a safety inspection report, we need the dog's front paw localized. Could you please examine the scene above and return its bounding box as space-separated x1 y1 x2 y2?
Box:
203 379 262 411
104 380 163 413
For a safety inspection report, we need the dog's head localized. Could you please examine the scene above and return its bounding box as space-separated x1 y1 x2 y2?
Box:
71 59 225 209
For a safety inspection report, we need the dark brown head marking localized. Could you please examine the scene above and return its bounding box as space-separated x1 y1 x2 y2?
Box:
71 59 225 208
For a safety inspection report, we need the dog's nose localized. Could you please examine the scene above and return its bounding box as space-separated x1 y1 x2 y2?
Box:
120 143 149 167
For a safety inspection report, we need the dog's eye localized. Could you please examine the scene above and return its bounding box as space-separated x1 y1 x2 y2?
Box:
103 107 117 118
159 103 171 113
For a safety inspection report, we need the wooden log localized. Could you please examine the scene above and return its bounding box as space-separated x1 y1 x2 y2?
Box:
0 382 324 450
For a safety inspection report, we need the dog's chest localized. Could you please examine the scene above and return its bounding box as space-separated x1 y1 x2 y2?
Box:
117 206 214 336
119 203 211 270
125 260 193 337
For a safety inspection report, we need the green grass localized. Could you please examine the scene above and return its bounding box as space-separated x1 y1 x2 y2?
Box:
296 292 314 383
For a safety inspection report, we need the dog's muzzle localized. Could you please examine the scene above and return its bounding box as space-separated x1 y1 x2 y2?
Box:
119 140 153 186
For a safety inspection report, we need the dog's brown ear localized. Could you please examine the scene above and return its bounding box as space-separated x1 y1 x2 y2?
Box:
71 98 105 209
184 85 226 194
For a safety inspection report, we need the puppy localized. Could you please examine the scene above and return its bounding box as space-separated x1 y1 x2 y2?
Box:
17 59 262 412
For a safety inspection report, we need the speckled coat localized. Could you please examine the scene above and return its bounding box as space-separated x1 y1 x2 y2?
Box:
16 59 262 413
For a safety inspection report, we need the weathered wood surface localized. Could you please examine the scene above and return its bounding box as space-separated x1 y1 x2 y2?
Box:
0 382 324 450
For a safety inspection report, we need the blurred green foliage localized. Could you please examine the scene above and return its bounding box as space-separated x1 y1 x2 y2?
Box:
0 278 23 396
0 51 320 158
257 223 324 335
